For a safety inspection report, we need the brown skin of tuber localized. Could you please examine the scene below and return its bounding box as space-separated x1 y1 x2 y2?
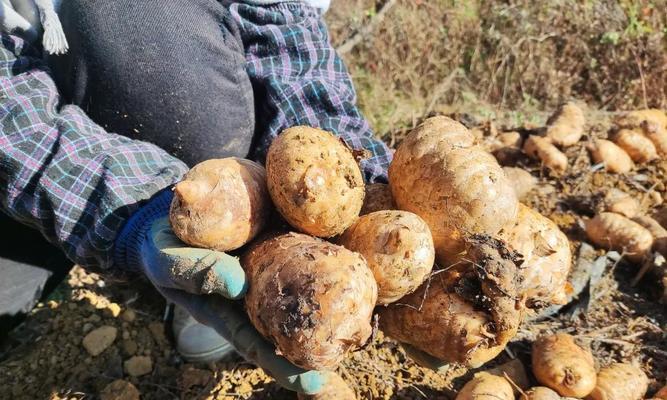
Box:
631 215 667 256
360 183 395 215
532 333 597 398
603 189 640 219
498 204 572 307
585 213 653 262
456 372 515 400
266 126 365 238
380 235 523 368
241 232 377 370
586 363 648 400
297 372 356 400
338 210 435 305
487 358 530 394
522 387 562 400
654 384 667 400
389 116 518 266
169 158 272 252
612 128 658 163
587 140 634 174
546 102 586 147
641 121 667 155
614 109 667 131
503 167 537 201
523 135 568 175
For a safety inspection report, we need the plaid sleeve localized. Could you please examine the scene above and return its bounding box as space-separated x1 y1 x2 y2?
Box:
0 34 188 270
229 2 392 183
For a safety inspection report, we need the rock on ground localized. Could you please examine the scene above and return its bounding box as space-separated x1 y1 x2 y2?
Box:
100 379 141 400
124 356 153 377
82 326 117 356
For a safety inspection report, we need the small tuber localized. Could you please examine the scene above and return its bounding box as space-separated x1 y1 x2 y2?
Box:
487 358 530 394
641 121 667 155
653 384 667 400
531 333 597 398
546 102 586 147
632 215 667 256
615 109 667 131
266 126 364 238
586 363 648 400
389 116 518 265
456 372 514 400
523 135 568 175
169 158 272 251
603 189 640 218
241 232 377 370
499 204 572 306
612 128 657 163
585 213 653 262
338 210 435 305
360 183 395 215
587 140 634 174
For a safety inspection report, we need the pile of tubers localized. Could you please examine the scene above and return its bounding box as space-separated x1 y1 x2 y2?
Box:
168 118 574 379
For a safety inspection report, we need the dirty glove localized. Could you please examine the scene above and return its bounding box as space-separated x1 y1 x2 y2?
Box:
114 188 327 394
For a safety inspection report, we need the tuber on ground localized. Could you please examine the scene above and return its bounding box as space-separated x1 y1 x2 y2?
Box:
641 120 667 155
502 167 538 201
611 128 657 163
523 135 568 175
615 109 667 131
585 213 653 262
654 385 667 400
498 204 572 306
586 363 648 400
389 116 518 266
545 102 586 147
360 183 395 215
603 189 640 219
297 372 356 400
586 140 634 174
380 235 523 368
631 215 667 256
487 358 530 394
338 210 435 305
169 158 272 251
487 130 524 165
455 372 514 400
531 333 597 398
521 387 561 400
241 232 377 370
265 126 365 238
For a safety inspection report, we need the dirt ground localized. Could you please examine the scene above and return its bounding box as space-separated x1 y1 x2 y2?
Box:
1 1 667 399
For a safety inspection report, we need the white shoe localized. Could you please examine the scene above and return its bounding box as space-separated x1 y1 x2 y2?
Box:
172 305 236 363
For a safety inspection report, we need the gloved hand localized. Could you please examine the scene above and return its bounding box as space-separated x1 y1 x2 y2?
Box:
114 188 327 394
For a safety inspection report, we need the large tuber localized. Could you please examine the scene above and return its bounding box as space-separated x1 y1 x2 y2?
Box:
266 126 364 238
241 233 377 370
532 333 597 398
338 210 435 305
389 116 518 265
380 235 523 368
169 158 271 251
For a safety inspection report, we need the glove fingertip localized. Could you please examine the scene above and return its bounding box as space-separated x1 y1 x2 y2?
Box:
294 370 327 395
210 260 248 300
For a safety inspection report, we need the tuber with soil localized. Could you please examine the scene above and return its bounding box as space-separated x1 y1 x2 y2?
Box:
585 213 653 262
586 363 648 400
241 232 377 370
456 372 514 400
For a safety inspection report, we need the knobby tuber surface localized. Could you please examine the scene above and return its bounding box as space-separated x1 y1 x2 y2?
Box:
241 233 377 370
169 158 271 251
587 363 648 400
531 333 597 398
380 235 523 368
338 210 435 305
499 204 571 306
389 116 518 266
266 126 364 237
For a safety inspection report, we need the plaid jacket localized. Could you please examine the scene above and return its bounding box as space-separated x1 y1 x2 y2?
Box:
0 2 392 271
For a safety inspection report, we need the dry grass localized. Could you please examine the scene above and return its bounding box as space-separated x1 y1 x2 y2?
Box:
326 0 667 139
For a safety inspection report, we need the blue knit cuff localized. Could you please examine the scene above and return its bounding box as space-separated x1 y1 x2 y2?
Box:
113 188 174 272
